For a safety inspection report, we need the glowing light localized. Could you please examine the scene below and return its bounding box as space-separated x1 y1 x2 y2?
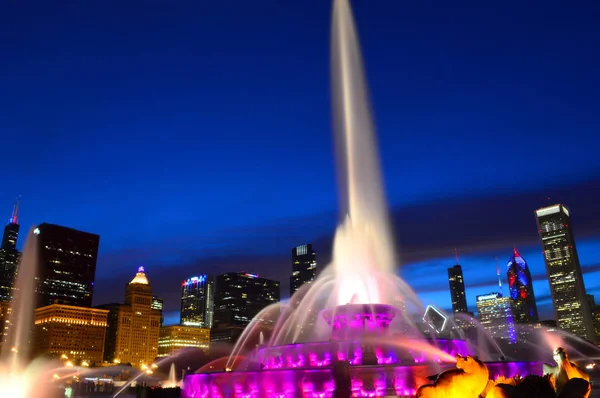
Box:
183 275 207 285
138 266 145 273
243 273 258 278
33 228 40 235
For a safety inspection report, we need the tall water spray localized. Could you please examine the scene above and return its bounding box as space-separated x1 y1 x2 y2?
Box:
331 0 396 305
0 228 42 398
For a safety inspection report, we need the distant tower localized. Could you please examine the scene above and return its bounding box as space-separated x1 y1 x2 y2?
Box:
535 204 596 343
506 248 539 324
290 244 317 298
0 198 21 302
447 250 468 314
152 296 164 327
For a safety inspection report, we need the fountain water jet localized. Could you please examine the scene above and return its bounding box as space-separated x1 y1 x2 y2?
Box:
0 228 56 398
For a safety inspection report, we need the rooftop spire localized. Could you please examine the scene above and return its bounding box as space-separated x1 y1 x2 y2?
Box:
496 256 503 295
513 246 520 257
10 196 20 225
454 248 459 265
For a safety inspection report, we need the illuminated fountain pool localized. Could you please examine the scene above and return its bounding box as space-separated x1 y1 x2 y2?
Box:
182 1 545 397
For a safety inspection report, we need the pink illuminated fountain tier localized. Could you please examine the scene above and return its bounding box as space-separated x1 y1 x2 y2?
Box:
183 0 543 397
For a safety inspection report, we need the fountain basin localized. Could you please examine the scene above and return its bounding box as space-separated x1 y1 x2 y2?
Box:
182 362 543 398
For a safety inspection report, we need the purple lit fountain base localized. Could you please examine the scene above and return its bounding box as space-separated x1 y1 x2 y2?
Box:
182 362 542 398
183 303 543 397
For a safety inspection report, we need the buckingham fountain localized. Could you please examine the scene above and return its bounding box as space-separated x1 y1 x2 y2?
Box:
180 0 592 397
0 1 594 398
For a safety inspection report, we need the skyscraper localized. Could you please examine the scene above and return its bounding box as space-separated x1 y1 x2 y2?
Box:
535 204 595 342
290 244 317 297
152 296 164 327
34 223 100 308
476 292 517 344
212 272 280 343
448 264 468 314
0 199 21 302
506 248 539 324
113 267 161 368
180 275 214 328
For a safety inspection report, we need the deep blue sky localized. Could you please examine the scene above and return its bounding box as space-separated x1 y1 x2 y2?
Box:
2 1 600 325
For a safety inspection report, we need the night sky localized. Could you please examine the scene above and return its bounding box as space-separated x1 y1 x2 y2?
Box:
2 1 600 326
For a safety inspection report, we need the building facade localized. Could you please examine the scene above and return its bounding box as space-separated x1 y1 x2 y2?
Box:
33 303 109 364
113 267 161 367
212 272 280 343
180 275 214 328
476 292 516 344
158 325 210 357
535 204 595 342
152 296 164 327
448 265 468 314
34 223 100 308
0 301 11 351
0 200 21 302
95 303 120 363
506 248 539 324
290 244 317 298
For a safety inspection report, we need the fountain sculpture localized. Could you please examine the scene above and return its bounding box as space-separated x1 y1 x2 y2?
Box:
182 0 549 397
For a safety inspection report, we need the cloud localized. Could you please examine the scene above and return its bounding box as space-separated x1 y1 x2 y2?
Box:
93 177 600 320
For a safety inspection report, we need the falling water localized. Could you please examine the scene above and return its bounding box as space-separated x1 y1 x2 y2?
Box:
1 228 39 363
0 228 44 398
330 0 397 305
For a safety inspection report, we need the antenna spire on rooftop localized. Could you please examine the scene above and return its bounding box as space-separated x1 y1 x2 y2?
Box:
10 196 20 224
454 248 459 265
496 256 503 295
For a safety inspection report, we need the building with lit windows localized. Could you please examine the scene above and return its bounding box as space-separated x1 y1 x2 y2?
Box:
506 248 538 324
535 204 595 342
180 275 214 328
476 292 516 344
152 296 164 327
212 272 280 343
290 244 317 297
0 200 21 302
448 264 468 314
158 325 210 357
0 301 11 351
112 267 161 368
33 223 100 308
33 303 109 364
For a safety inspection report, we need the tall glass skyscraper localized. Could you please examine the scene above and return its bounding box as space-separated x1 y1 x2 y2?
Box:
212 272 280 343
506 248 538 324
34 223 99 308
180 275 214 328
535 204 595 342
0 200 21 302
290 244 317 297
448 265 468 314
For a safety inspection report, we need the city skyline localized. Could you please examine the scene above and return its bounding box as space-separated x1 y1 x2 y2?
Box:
2 1 600 326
